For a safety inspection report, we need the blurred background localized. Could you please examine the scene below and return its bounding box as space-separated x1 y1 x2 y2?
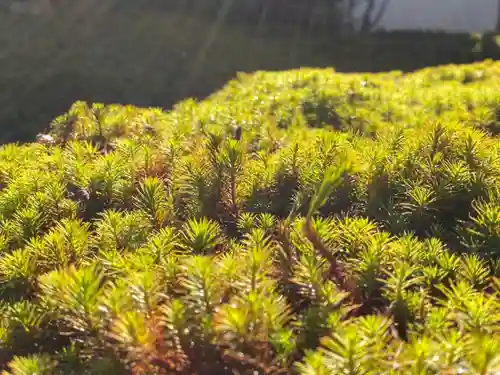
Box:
0 0 499 142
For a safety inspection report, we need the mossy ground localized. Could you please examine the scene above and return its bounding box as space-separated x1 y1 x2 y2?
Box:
2 60 500 374
0 2 496 143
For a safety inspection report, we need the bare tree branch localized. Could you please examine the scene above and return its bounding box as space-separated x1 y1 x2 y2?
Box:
370 0 390 29
360 0 376 32
360 0 390 32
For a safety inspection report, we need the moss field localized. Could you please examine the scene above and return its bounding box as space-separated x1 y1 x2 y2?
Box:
3 60 500 374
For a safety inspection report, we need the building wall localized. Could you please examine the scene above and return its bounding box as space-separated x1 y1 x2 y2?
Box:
377 0 497 32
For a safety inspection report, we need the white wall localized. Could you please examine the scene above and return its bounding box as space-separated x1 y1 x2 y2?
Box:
376 0 497 33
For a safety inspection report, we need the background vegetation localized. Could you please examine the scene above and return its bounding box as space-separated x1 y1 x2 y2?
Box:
1 1 500 142
1 59 500 373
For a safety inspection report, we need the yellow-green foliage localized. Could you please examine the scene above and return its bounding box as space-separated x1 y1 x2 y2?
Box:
4 61 500 374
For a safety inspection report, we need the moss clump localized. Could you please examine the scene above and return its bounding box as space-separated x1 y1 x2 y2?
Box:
3 61 500 374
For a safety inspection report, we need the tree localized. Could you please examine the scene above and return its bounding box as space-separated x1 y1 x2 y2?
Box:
344 0 390 32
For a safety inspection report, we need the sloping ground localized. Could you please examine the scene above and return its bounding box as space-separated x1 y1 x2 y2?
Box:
0 5 332 142
3 61 500 373
0 2 497 143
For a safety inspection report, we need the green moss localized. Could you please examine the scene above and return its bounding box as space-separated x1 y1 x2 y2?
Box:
1 4 499 143
2 60 500 373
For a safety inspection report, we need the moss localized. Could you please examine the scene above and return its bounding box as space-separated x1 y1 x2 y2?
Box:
1 5 499 142
3 60 500 373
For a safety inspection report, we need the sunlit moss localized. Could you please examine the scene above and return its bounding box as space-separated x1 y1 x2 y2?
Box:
3 61 500 374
